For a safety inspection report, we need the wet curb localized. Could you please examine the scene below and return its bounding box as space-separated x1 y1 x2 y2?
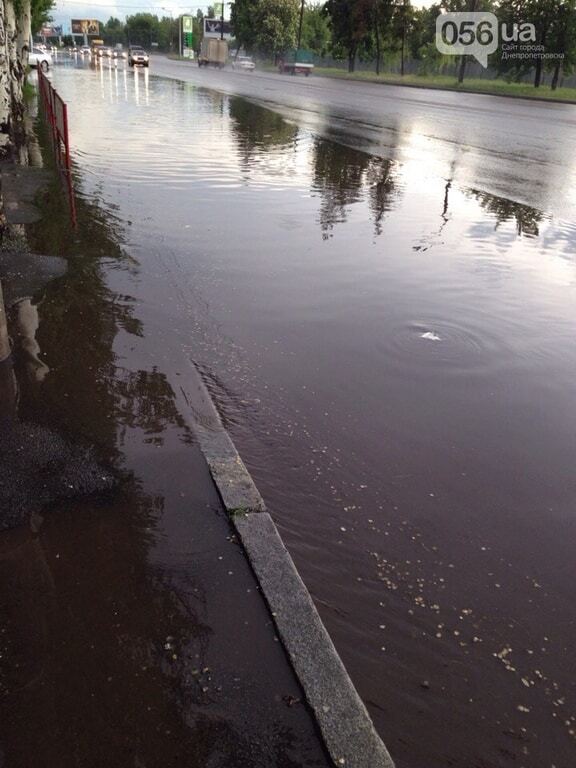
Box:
180 364 395 768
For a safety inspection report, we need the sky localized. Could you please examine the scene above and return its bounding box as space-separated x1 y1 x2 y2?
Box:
52 1 211 30
52 0 437 31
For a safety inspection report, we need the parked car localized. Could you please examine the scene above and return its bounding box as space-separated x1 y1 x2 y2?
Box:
28 47 52 71
232 55 255 71
128 47 149 67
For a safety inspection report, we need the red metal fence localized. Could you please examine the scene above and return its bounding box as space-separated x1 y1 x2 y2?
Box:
37 69 77 226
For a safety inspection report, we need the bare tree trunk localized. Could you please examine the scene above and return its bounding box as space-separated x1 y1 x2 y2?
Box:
348 48 356 73
0 0 13 156
534 57 543 87
16 0 31 67
5 0 26 160
458 54 467 84
374 3 381 75
551 60 562 90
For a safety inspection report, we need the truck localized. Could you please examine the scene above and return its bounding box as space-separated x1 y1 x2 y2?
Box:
277 49 314 76
198 38 228 69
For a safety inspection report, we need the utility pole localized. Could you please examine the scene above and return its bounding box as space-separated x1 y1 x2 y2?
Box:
400 0 406 76
221 2 224 40
297 0 305 52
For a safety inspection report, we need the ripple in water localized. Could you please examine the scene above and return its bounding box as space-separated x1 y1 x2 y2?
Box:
383 320 514 377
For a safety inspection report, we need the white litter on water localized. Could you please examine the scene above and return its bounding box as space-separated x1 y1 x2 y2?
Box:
420 331 442 341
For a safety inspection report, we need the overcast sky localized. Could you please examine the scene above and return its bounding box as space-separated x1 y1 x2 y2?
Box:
52 0 436 32
52 1 210 29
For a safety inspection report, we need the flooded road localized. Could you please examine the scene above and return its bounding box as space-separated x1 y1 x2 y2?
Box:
37 58 576 767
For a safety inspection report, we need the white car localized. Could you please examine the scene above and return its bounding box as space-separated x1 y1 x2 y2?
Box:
232 55 255 71
128 47 149 67
28 47 52 71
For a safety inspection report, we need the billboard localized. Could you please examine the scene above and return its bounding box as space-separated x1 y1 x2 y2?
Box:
41 25 62 37
203 18 233 40
71 19 100 36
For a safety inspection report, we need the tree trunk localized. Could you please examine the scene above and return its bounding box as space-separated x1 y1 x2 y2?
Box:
374 5 381 75
534 57 543 88
0 0 13 156
17 0 31 66
551 61 562 90
5 0 25 154
458 54 467 84
0 0 28 161
348 47 356 73
534 26 548 88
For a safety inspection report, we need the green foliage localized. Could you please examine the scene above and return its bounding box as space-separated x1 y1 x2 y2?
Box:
496 0 576 85
233 0 299 54
103 14 178 51
256 0 299 53
301 3 331 55
102 18 125 45
31 0 55 35
124 13 159 47
323 0 374 69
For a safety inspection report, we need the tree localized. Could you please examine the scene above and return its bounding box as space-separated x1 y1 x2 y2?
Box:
256 0 299 53
125 13 159 48
103 16 125 45
231 0 260 51
301 3 331 55
498 0 574 87
546 0 576 89
323 0 373 71
233 0 299 55
31 0 53 34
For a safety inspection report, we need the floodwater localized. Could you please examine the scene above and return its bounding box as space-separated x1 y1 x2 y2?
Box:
34 57 576 767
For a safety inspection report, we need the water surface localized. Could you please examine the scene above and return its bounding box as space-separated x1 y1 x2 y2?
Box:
48 59 576 768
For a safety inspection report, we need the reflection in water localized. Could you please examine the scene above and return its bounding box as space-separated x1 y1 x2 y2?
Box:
133 67 150 106
229 97 299 157
311 140 399 238
0 95 329 767
312 140 369 237
11 299 49 382
469 188 545 237
0 193 211 765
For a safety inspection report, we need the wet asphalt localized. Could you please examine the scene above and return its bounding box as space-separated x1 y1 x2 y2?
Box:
151 55 576 221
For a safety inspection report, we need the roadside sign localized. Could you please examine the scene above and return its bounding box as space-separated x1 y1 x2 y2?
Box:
181 14 195 58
